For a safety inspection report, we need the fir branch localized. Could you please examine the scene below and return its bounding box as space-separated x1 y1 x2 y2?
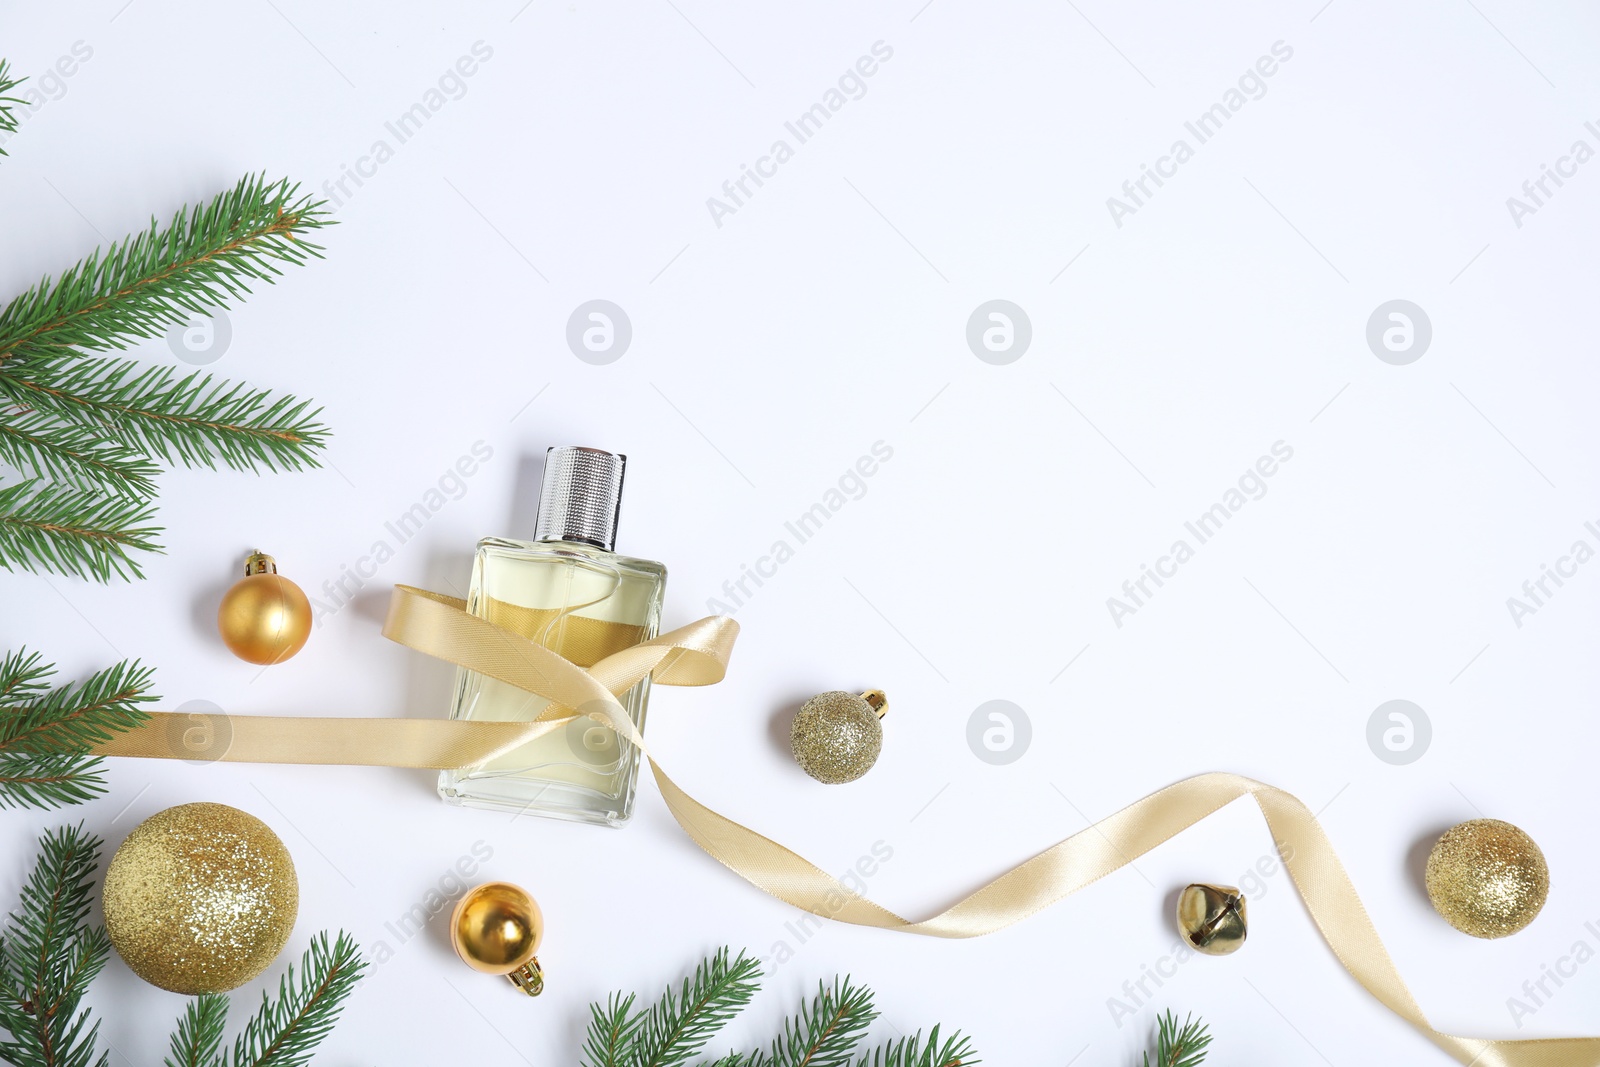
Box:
1142 1011 1210 1067
853 1026 974 1067
0 477 162 582
581 991 643 1067
0 824 110 1067
749 977 875 1067
227 932 365 1067
600 953 987 1067
0 651 156 810
0 410 160 497
0 751 119 812
0 61 22 156
630 948 762 1067
0 358 328 474
0 173 331 368
0 648 53 706
164 995 227 1067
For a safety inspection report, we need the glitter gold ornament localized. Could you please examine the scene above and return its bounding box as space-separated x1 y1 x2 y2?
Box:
218 551 312 665
790 689 887 784
1176 883 1248 956
103 802 299 994
1425 818 1549 939
450 881 545 995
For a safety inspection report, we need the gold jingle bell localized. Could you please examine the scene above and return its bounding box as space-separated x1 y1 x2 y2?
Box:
450 881 545 995
217 551 312 666
1176 883 1247 956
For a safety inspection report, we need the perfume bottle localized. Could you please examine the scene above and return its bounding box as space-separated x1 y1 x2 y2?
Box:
439 446 666 826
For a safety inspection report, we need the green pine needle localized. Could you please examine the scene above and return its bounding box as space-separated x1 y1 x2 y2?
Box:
165 994 228 1067
0 647 53 705
0 172 332 367
0 410 161 496
581 991 644 1067
0 477 162 582
0 356 329 474
1143 1010 1211 1067
748 977 876 1067
602 953 983 1067
226 931 365 1067
628 948 763 1067
854 1026 975 1067
0 824 110 1067
0 649 156 810
0 61 21 155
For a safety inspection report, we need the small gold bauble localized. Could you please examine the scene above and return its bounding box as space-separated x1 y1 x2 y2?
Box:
450 881 545 995
218 551 312 665
1425 819 1549 939
790 689 887 785
1176 883 1248 956
103 802 298 994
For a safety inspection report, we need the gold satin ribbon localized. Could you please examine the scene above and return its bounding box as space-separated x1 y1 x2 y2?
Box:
91 585 1600 1065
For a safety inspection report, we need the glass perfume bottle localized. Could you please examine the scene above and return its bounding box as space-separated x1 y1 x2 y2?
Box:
439 446 666 826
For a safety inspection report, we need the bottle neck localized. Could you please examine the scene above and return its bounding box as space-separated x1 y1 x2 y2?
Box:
532 533 613 552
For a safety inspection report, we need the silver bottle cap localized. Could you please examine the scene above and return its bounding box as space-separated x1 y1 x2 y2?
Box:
533 446 626 550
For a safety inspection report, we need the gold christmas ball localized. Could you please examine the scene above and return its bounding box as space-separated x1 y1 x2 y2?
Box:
103 802 299 994
451 882 545 995
790 689 887 785
218 552 312 665
1425 818 1549 938
1176 883 1247 956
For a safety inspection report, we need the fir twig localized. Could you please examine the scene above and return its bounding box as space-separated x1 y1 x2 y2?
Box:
0 478 162 582
594 952 989 1067
1142 1010 1211 1067
581 991 644 1067
0 61 22 155
629 948 762 1067
227 931 365 1067
0 824 110 1067
165 995 227 1067
0 357 329 474
0 649 156 810
0 411 160 497
0 172 331 367
854 1026 975 1067
749 977 875 1067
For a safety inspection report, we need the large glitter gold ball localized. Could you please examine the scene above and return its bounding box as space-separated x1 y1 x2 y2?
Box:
790 690 886 784
103 802 299 993
218 552 312 666
1424 818 1549 939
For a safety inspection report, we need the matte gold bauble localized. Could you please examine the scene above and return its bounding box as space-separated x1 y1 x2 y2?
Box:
1425 819 1549 939
218 552 312 665
451 881 545 995
790 690 887 785
1176 883 1248 956
103 802 298 993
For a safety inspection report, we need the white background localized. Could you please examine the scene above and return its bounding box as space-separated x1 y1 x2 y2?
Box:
4 1 1600 1063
